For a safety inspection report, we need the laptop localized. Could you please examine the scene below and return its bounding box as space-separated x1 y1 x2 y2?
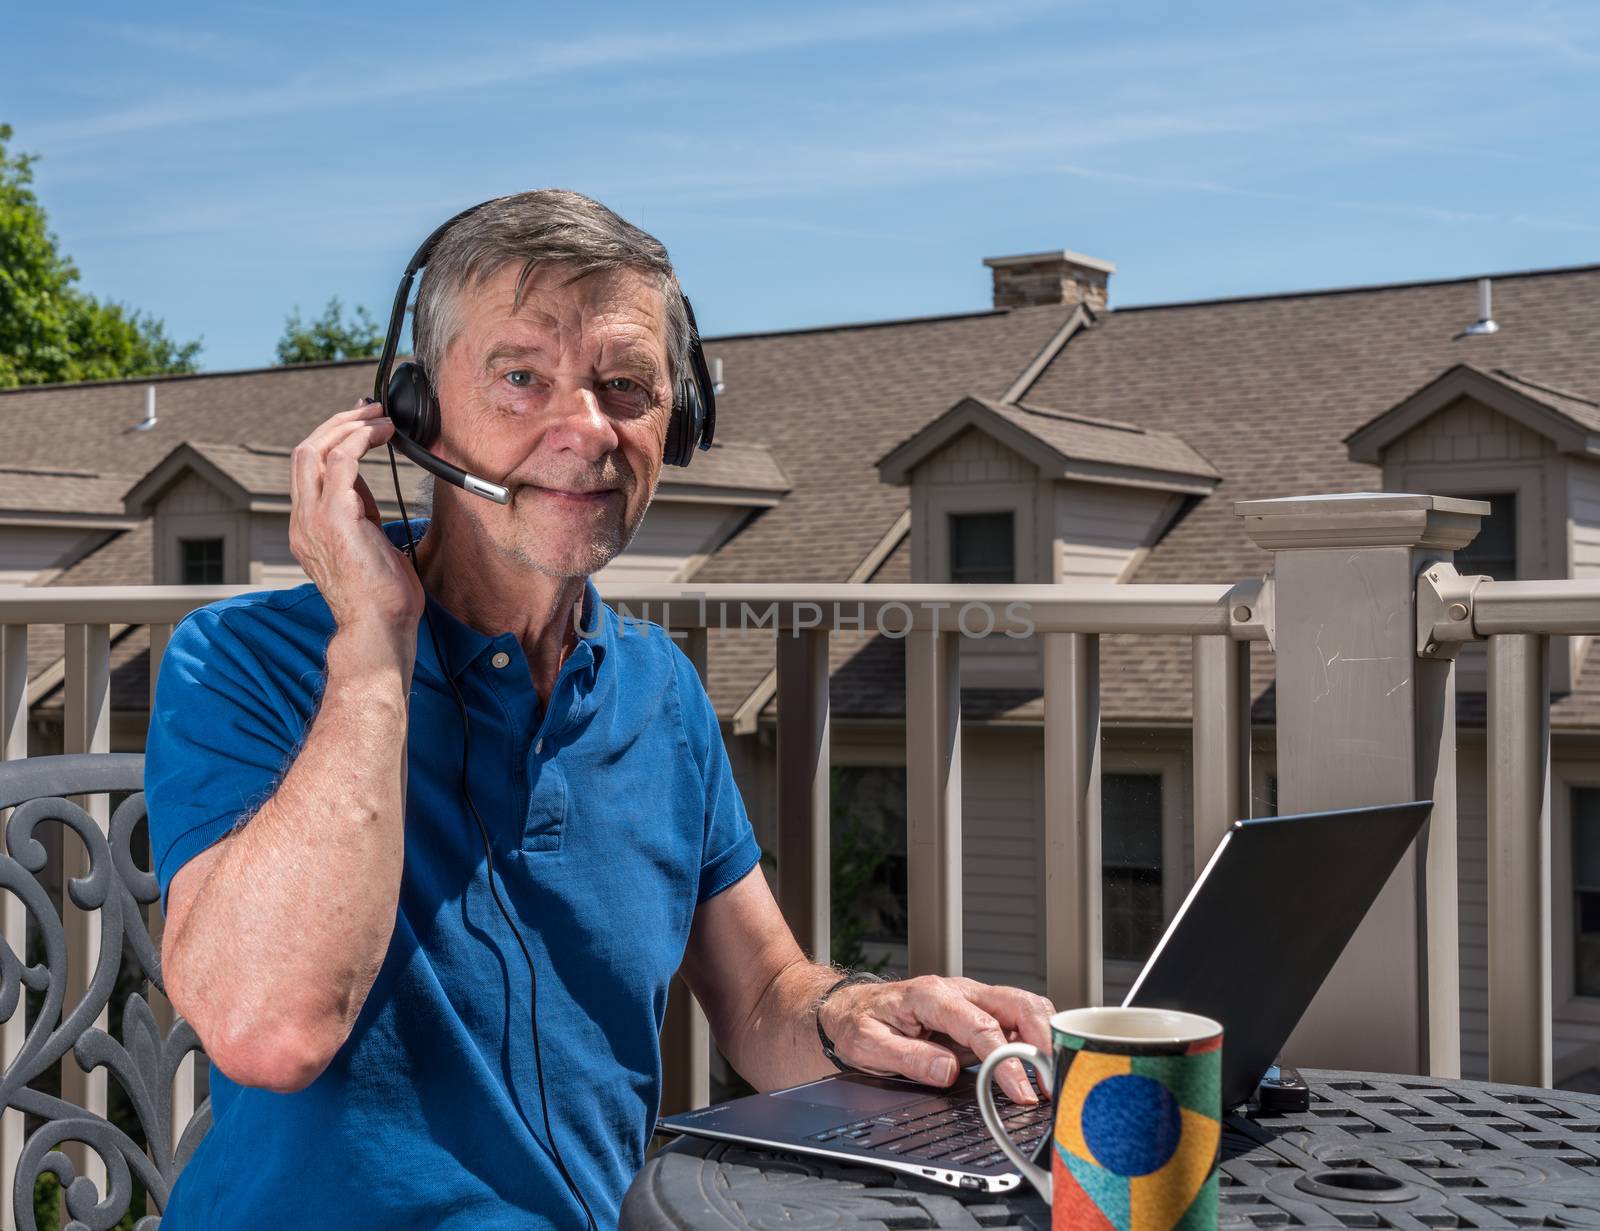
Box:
656 799 1434 1193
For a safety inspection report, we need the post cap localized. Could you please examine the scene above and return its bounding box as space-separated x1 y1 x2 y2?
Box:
1235 491 1489 552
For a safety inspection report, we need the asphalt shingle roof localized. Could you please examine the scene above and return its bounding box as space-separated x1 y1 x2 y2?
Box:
977 395 1218 483
0 465 139 516
8 265 1600 729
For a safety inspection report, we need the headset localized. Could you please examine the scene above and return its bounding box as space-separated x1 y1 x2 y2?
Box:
372 197 717 1230
373 196 718 502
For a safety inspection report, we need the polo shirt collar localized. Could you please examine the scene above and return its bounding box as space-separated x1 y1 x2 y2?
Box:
381 518 610 684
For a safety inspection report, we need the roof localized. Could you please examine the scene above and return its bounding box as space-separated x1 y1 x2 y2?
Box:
876 394 1219 492
118 436 786 517
9 262 1600 729
689 302 1081 715
745 262 1600 731
1010 261 1600 730
1346 364 1600 462
0 465 140 520
652 439 790 501
123 440 429 514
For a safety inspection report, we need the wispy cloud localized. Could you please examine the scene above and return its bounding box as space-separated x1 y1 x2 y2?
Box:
1052 159 1600 236
83 20 257 63
33 0 1071 144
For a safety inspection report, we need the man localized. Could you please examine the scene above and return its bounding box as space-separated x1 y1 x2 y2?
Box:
147 190 1055 1229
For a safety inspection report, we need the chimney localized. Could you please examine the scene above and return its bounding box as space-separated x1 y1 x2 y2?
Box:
982 249 1115 311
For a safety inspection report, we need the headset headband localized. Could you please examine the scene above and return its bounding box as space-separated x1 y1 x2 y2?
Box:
372 201 498 404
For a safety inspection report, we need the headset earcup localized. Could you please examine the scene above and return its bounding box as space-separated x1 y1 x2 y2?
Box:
664 377 698 468
387 362 441 447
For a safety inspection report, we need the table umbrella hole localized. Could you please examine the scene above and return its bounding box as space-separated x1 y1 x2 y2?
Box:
1295 1171 1415 1203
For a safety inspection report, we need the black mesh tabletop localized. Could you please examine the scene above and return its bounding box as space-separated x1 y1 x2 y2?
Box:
621 1069 1600 1229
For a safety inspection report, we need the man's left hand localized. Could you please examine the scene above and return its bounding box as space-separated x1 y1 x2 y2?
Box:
817 975 1056 1104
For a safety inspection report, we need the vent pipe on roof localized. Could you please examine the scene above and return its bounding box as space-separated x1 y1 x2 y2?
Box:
1454 278 1499 341
711 356 725 395
130 385 159 431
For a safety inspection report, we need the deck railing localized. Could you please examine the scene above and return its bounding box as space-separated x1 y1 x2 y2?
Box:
2 491 1600 1225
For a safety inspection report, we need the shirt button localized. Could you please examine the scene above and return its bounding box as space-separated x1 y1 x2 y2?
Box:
491 651 511 669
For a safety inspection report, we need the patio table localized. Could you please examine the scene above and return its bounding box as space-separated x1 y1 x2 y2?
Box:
622 1068 1600 1229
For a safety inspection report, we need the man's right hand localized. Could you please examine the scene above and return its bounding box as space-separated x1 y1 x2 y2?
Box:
289 399 424 639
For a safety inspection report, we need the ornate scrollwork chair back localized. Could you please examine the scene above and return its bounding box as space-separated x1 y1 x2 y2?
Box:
0 754 210 1231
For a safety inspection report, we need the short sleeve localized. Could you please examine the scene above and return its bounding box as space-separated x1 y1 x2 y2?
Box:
671 645 761 905
145 606 305 911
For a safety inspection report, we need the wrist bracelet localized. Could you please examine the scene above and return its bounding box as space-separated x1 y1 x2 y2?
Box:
814 970 887 1073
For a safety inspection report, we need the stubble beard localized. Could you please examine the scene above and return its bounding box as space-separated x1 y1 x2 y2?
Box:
466 478 652 580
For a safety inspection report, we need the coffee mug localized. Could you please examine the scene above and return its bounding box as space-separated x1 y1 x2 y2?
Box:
977 1006 1223 1230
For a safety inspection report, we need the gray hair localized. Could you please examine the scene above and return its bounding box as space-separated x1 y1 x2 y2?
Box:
411 189 690 395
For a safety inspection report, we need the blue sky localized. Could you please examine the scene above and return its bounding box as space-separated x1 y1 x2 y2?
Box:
5 1 1598 372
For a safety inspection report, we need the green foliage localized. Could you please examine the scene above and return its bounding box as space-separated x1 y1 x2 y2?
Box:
0 124 202 388
32 1171 139 1231
275 296 383 364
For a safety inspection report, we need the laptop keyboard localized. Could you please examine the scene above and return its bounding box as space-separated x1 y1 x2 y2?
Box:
805 1090 1053 1170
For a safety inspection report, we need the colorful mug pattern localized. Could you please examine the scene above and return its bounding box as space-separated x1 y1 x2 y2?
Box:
976 1007 1223 1231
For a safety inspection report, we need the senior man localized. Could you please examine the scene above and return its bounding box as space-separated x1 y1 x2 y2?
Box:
146 190 1055 1229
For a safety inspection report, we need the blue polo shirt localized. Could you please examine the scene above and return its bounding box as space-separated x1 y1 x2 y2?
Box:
144 520 761 1229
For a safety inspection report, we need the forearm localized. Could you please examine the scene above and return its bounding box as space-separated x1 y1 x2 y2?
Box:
165 623 414 1085
719 956 846 1092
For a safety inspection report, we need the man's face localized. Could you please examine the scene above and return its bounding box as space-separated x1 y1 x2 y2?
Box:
429 260 674 577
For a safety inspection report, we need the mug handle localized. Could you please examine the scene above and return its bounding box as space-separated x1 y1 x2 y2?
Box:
976 1043 1054 1202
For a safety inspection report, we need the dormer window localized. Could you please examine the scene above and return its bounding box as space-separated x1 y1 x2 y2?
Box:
949 512 1014 583
179 537 225 584
1454 493 1517 579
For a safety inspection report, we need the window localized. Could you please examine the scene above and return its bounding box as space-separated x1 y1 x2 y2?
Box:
1455 493 1517 580
830 767 908 965
179 537 225 585
949 512 1014 583
1103 773 1164 961
1575 788 1600 997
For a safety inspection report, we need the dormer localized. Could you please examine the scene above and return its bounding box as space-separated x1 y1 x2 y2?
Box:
1346 363 1600 691
878 395 1218 585
124 438 790 588
877 396 1218 685
123 441 429 586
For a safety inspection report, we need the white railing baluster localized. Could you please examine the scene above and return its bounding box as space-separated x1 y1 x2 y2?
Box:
1192 636 1251 876
1043 632 1101 1011
776 630 831 964
62 623 110 1201
1 624 27 1231
906 629 961 978
1487 633 1553 1087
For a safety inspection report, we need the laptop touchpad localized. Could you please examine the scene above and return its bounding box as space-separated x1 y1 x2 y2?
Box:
771 1076 926 1112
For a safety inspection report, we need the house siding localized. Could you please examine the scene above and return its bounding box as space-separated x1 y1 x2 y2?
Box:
1054 482 1174 583
0 525 99 586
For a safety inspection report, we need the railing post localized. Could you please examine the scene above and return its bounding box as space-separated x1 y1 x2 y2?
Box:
1238 494 1486 1077
776 629 830 964
661 627 712 1114
1 624 26 1231
62 623 111 1200
906 629 961 977
1192 636 1251 873
1487 634 1552 1086
1043 632 1101 1009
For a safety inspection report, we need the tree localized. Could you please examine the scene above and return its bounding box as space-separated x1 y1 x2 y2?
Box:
0 124 202 388
275 296 384 364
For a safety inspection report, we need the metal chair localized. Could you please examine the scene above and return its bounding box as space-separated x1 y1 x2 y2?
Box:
0 754 210 1230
